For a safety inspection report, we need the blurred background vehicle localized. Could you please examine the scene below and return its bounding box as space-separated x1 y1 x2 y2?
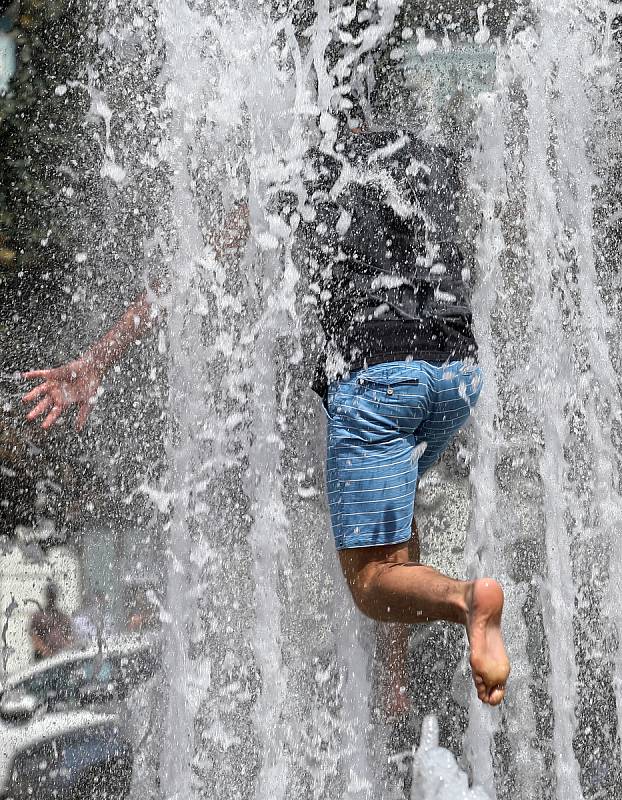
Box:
0 633 160 799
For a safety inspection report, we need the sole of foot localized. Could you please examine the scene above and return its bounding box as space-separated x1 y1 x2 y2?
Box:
467 578 510 706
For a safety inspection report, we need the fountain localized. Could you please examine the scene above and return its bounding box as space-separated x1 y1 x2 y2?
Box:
2 0 622 798
86 0 622 797
463 5 622 798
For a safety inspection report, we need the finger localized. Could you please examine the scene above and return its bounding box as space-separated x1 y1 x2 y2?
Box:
75 402 92 432
26 397 53 422
22 382 50 405
42 405 64 430
22 369 53 380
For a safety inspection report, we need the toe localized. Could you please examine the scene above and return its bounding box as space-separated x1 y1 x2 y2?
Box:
487 685 505 706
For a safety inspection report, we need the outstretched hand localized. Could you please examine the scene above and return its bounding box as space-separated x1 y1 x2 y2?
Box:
22 358 103 431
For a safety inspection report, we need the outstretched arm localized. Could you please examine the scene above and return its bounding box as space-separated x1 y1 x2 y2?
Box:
81 290 158 378
22 290 159 431
22 202 248 432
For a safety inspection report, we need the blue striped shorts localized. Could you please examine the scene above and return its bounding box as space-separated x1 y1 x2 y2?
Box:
326 360 483 550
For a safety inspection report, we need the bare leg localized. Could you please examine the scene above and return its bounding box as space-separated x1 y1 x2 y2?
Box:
376 622 410 718
339 535 510 706
376 521 420 717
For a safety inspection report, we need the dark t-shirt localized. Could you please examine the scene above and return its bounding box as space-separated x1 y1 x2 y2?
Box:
297 130 477 394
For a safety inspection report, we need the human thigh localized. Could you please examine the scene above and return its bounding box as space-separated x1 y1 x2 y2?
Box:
415 365 483 474
326 379 423 550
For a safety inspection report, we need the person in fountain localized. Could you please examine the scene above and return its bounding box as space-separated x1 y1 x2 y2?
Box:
298 120 510 707
21 123 510 708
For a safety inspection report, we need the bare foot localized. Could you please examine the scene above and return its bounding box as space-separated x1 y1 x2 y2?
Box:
466 579 510 706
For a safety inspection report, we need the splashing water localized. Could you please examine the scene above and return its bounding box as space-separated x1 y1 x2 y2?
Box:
466 2 622 798
87 0 622 798
412 716 491 800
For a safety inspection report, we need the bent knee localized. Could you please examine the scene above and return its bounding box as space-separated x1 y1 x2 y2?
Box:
345 562 390 620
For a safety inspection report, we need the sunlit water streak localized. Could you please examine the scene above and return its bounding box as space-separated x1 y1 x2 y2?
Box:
151 2 400 797
155 4 214 797
467 2 622 798
465 85 510 800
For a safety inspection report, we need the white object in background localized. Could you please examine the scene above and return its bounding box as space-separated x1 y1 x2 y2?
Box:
411 716 492 800
404 40 497 103
0 31 15 94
